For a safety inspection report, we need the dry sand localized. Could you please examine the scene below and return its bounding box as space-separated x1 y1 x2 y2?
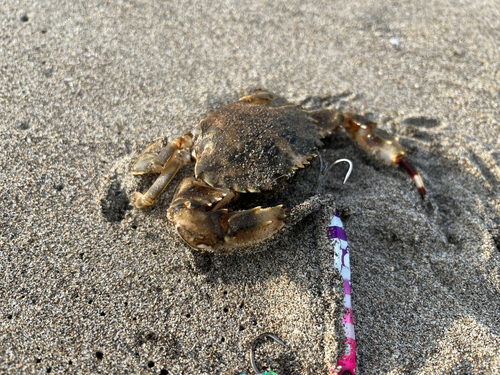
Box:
1 0 500 374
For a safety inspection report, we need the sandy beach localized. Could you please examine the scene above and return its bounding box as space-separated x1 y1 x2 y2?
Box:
1 0 500 373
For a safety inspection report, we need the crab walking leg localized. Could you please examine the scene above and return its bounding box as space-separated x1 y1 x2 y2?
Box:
341 113 425 197
308 110 426 198
131 148 192 209
131 133 194 175
329 212 356 375
239 90 277 105
131 139 168 175
167 177 286 252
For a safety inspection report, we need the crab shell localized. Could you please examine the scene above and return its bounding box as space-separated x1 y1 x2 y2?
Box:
191 101 322 193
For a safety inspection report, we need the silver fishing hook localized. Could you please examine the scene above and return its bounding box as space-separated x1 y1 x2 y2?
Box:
251 333 288 374
314 153 353 194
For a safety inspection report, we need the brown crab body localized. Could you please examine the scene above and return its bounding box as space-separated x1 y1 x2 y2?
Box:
130 91 425 254
193 101 321 193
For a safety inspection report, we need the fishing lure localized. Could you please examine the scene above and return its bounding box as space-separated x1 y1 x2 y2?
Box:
328 211 356 375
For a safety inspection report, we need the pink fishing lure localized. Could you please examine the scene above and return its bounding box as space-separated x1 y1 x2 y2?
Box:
328 211 356 375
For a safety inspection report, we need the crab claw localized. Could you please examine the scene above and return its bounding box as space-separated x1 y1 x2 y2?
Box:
397 157 426 198
340 113 427 199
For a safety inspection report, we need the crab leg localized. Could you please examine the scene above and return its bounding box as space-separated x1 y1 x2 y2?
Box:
131 134 194 209
308 110 426 198
341 113 425 197
131 133 194 175
239 90 277 105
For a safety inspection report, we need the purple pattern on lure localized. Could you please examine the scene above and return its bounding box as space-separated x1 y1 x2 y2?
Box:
328 225 350 268
342 246 350 268
328 226 348 241
343 280 351 295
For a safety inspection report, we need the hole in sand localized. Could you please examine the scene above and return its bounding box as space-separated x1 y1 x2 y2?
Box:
101 179 132 222
17 121 30 130
403 117 440 128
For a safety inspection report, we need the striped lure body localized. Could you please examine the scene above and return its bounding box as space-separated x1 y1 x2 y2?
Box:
328 212 356 375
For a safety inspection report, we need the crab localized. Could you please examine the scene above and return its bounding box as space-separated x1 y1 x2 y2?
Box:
130 91 425 253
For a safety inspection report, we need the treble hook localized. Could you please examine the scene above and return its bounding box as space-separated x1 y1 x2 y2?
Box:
313 153 353 194
251 333 288 375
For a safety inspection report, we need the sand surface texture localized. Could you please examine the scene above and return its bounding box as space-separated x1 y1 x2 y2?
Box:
1 0 500 374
